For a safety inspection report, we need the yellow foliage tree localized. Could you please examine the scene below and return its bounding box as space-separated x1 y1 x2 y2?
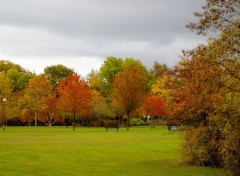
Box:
22 76 52 130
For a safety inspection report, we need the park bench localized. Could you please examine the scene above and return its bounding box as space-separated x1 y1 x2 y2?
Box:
104 120 120 131
170 125 180 131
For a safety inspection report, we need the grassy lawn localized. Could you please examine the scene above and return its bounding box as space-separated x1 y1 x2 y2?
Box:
0 126 228 176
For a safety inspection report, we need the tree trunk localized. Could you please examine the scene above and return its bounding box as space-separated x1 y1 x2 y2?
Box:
34 112 37 130
151 116 153 129
151 116 157 129
98 117 101 127
121 116 124 127
126 112 130 130
168 125 171 131
65 116 69 128
48 114 53 127
0 118 2 129
73 111 76 131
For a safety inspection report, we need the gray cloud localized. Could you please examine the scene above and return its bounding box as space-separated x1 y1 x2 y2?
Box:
0 0 206 74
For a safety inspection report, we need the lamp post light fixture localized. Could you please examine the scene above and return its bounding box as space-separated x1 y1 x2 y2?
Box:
2 98 6 131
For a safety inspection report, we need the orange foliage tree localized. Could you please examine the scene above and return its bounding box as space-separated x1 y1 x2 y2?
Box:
19 109 34 126
173 46 223 127
171 46 225 168
40 94 64 127
143 95 165 128
57 73 93 131
112 67 146 130
181 1 240 174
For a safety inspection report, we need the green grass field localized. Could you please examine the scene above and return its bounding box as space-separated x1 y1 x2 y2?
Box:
0 126 228 176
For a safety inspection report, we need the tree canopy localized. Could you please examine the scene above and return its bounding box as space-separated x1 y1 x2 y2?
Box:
21 76 52 130
57 73 93 131
44 64 74 89
112 67 146 130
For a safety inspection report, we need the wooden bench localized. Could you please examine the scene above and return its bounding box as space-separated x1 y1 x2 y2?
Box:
104 120 120 131
170 125 180 131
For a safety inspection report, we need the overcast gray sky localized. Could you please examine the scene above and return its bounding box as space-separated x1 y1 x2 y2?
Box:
0 0 206 75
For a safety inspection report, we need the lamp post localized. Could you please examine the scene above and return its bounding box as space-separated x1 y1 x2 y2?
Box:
2 98 6 131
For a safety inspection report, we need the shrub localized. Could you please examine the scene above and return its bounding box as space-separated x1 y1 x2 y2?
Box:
220 117 240 176
130 118 145 126
182 126 221 166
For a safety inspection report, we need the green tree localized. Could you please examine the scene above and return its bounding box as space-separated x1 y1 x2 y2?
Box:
99 56 124 100
123 57 147 73
0 60 24 73
44 64 73 89
7 68 34 92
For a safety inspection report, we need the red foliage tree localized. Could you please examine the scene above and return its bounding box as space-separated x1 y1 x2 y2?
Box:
57 73 93 131
143 95 165 128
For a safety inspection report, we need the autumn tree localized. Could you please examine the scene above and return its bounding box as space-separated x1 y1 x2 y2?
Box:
87 69 102 92
0 60 35 128
187 0 240 36
150 63 176 127
123 57 154 92
90 90 112 127
19 109 34 127
40 93 63 127
184 1 240 175
171 29 240 176
112 67 146 130
99 57 154 102
57 73 92 131
151 73 174 109
143 95 165 129
150 61 168 78
21 76 52 130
